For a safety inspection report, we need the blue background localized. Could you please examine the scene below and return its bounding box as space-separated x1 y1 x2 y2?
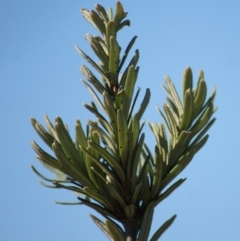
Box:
1 0 239 240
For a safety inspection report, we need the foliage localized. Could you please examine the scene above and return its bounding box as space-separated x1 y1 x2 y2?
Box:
31 2 216 240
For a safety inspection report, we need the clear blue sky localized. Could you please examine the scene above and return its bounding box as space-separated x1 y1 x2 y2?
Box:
1 0 239 240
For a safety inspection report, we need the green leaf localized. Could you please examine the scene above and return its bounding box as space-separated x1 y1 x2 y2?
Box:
149 215 177 241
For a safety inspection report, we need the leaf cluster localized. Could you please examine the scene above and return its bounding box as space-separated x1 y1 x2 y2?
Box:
31 2 216 240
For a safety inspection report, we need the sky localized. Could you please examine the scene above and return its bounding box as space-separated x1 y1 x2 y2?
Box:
1 0 240 240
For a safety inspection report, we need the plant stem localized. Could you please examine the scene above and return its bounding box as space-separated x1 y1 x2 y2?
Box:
123 219 140 241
